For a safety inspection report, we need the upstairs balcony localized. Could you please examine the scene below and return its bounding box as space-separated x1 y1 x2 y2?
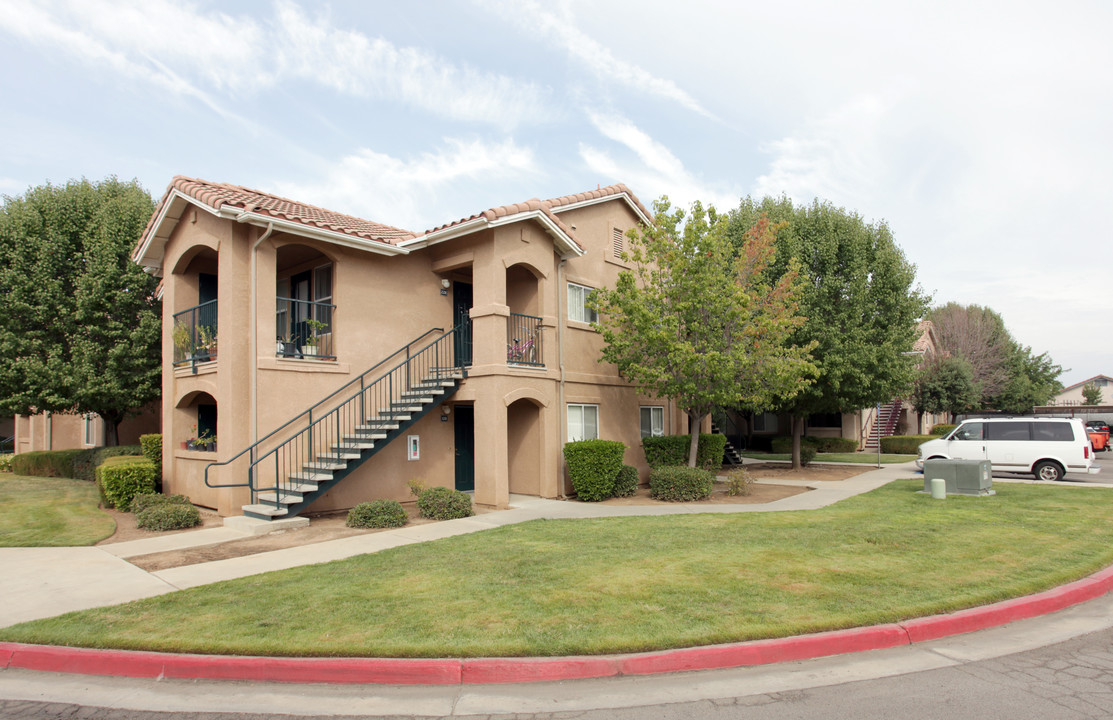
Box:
172 300 218 373
275 297 336 360
506 312 543 367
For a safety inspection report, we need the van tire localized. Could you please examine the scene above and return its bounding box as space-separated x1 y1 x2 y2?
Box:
1033 461 1064 482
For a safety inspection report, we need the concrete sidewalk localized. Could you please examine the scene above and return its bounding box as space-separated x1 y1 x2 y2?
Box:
0 462 912 628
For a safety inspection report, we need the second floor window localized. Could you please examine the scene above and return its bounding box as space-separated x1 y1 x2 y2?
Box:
568 282 598 324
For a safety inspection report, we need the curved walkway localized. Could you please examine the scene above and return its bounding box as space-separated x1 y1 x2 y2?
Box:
3 461 1113 689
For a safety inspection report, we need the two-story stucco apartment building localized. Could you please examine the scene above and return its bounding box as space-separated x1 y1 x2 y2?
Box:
133 177 689 520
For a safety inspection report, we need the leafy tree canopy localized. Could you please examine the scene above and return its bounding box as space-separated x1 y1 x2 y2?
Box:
727 196 929 466
1081 383 1102 406
592 198 817 466
0 177 159 445
913 355 979 420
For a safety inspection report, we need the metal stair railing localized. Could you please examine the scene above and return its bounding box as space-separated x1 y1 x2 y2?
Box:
203 327 445 496
246 325 464 512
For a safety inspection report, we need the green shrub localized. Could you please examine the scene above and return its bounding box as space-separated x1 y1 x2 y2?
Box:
880 435 935 454
96 457 157 510
563 439 626 502
72 445 143 483
347 500 409 528
129 492 190 514
136 503 201 531
139 434 162 477
724 467 752 496
771 436 857 454
800 447 817 467
931 424 956 436
0 454 12 473
10 449 85 478
642 434 727 471
612 464 640 498
649 465 714 502
417 486 474 520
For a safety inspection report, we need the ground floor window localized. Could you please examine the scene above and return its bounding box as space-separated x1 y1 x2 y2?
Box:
640 406 664 438
83 413 99 447
808 412 842 429
753 412 778 433
568 404 599 442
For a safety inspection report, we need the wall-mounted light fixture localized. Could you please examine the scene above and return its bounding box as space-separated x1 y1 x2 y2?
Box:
440 278 451 296
442 405 452 416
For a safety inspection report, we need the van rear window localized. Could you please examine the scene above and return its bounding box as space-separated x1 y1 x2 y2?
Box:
986 422 1031 441
1032 422 1075 441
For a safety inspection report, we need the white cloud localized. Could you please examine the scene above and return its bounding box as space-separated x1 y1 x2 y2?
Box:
478 0 712 118
579 111 740 211
0 0 551 129
273 138 539 231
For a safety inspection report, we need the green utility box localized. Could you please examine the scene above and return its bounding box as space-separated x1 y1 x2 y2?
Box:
922 459 995 497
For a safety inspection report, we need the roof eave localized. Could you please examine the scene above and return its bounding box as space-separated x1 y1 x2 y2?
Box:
226 210 409 256
401 212 586 258
550 191 653 225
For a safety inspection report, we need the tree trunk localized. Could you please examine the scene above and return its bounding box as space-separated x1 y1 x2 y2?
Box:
791 414 804 469
687 411 704 468
100 410 123 447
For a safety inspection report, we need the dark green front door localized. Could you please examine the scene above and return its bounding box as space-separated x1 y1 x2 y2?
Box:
454 405 474 492
453 282 473 367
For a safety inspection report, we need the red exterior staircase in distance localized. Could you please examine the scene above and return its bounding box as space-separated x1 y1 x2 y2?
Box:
863 399 902 451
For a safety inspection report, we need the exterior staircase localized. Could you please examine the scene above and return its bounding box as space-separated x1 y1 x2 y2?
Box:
863 399 902 451
711 422 746 466
204 326 467 521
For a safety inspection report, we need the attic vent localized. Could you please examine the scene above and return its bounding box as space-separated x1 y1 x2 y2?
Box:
612 228 624 258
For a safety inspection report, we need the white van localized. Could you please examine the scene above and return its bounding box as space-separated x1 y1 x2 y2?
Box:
916 417 1100 482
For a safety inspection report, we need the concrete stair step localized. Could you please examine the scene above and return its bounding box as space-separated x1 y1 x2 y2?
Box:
243 504 289 518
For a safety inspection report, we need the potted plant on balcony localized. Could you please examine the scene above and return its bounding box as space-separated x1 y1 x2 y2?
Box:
301 318 329 358
196 327 217 362
276 334 297 357
173 323 192 361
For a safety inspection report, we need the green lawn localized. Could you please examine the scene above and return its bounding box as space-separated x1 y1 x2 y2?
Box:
742 451 916 464
4 480 1113 658
0 473 116 546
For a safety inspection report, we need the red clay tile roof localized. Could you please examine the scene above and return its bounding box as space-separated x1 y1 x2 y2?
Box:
545 183 653 220
164 176 417 245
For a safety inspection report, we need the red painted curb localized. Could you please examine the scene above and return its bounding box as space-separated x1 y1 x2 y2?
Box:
619 624 910 676
3 566 1111 685
2 644 461 685
902 565 1113 643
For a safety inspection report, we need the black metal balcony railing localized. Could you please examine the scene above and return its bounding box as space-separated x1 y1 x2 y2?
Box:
507 312 543 366
276 297 336 360
172 300 218 372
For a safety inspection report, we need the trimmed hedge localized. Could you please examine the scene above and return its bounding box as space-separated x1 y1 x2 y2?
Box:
612 464 639 498
770 436 858 454
642 433 727 471
129 493 190 514
931 424 956 436
10 449 85 478
880 435 935 454
139 434 162 478
564 439 626 502
136 503 201 531
96 457 157 510
417 486 474 520
10 446 143 481
347 500 409 528
650 465 715 502
73 445 143 482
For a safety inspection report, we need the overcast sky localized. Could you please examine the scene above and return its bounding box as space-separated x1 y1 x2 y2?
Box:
1 0 1109 387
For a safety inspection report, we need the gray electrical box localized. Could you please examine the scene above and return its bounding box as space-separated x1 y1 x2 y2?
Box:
922 459 995 496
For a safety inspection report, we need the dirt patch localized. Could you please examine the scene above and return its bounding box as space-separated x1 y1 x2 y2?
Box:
742 462 873 484
97 506 224 545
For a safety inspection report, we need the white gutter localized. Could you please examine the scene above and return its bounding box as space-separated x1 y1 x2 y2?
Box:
399 211 586 259
550 192 653 226
227 210 408 257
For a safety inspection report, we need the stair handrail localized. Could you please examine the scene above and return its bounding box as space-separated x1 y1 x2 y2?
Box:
248 325 463 510
203 327 444 491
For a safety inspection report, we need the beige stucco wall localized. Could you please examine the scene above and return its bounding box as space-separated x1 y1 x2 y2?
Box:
158 196 683 516
13 405 160 455
1053 378 1113 406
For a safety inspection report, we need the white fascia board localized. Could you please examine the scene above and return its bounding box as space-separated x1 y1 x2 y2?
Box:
401 212 586 258
550 192 652 225
228 211 409 256
131 189 212 276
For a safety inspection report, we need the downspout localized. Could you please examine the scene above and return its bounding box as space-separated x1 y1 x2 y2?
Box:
557 257 567 498
248 221 275 445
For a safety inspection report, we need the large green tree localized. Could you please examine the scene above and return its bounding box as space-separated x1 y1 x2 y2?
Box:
928 303 1062 413
0 177 159 445
592 198 817 467
727 197 929 468
912 355 979 423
